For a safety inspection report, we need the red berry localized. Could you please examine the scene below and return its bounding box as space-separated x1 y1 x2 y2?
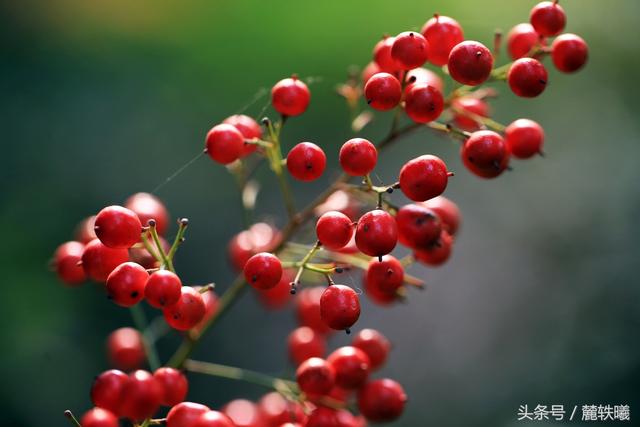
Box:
398 155 449 202
358 379 407 423
82 239 130 282
75 215 97 243
364 72 402 111
107 327 145 371
404 67 444 95
414 230 453 266
373 36 401 73
421 15 464 66
320 285 361 331
222 399 262 427
336 410 367 427
364 276 398 306
119 370 163 421
404 83 444 123
258 392 306 427
91 369 128 415
288 326 326 366
507 58 548 98
391 31 429 69
145 270 182 308
551 33 588 73
80 408 118 427
125 192 169 235
306 407 340 427
296 287 333 334
256 269 294 310
447 41 493 86
243 252 283 290
154 367 188 407
193 287 219 333
228 223 281 271
351 329 391 370
316 211 354 251
271 76 310 117
355 210 397 257
505 119 545 159
194 411 235 427
163 287 206 331
507 23 542 60
396 204 442 249
451 97 490 131
530 1 566 37
296 357 335 396
54 241 86 285
339 138 377 176
167 402 211 427
106 262 148 307
286 142 326 182
422 196 461 236
205 123 244 165
94 205 142 249
223 114 262 157
366 255 405 296
315 190 359 221
461 130 510 178
327 346 371 389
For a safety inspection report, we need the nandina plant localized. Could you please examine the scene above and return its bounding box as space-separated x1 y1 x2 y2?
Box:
54 2 588 426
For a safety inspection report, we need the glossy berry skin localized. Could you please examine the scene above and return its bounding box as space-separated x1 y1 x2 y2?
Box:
296 287 332 334
414 231 453 266
396 204 442 249
163 287 206 331
421 15 464 66
391 31 429 69
145 270 182 308
507 23 541 60
405 67 444 95
398 155 449 202
422 196 461 236
327 346 371 389
167 402 211 427
288 326 327 366
364 274 398 306
306 407 340 427
228 222 281 271
125 192 169 235
119 370 163 421
54 241 86 285
205 123 245 165
106 262 148 307
194 411 235 427
355 210 398 257
296 357 336 396
447 41 494 86
508 58 548 98
107 327 145 370
91 369 128 415
505 119 545 159
223 114 262 156
462 130 510 178
80 408 119 427
316 211 354 251
243 252 283 290
286 142 326 182
320 285 361 331
451 97 490 131
358 379 407 423
366 255 405 296
373 36 401 73
551 33 588 73
94 205 142 249
154 367 188 406
352 329 391 370
222 399 262 427
339 138 377 176
81 239 130 282
530 1 566 37
271 76 311 117
364 72 402 111
258 392 306 426
404 83 444 123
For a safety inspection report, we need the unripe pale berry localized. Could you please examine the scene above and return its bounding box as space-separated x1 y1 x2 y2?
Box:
447 41 494 86
421 15 464 66
316 211 354 251
391 31 429 69
339 138 377 176
107 327 145 371
286 142 326 182
398 155 449 202
163 287 206 331
357 378 407 423
352 328 391 370
320 284 361 331
551 33 588 73
296 357 336 396
205 123 245 165
95 205 142 249
364 72 402 111
505 119 545 158
507 58 548 98
271 76 311 117
355 210 397 257
106 262 148 307
530 1 566 37
243 252 283 290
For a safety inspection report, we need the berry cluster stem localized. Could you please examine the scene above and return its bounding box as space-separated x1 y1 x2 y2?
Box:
264 119 297 219
184 359 297 391
129 305 161 371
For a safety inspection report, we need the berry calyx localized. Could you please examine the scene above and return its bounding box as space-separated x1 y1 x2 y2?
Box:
373 36 401 73
296 357 336 396
80 408 119 427
194 411 235 427
357 378 407 422
167 402 211 427
286 142 327 182
414 230 454 266
507 23 542 60
505 118 545 158
243 252 283 290
320 284 361 331
351 328 391 370
447 41 494 86
338 138 378 176
507 57 548 98
106 262 149 307
366 255 405 296
404 83 444 123
125 192 169 235
222 114 263 156
391 31 429 69
316 211 354 251
54 241 86 285
107 327 145 371
396 204 442 249
288 326 327 366
163 287 206 331
205 123 245 165
451 97 490 131
271 76 311 117
551 33 588 73
422 196 461 236
154 367 188 407
364 72 402 111
530 1 566 37
91 369 128 415
119 370 163 421
355 210 398 257
95 205 142 249
461 130 510 178
145 270 183 308
327 346 371 389
421 14 464 66
398 154 449 202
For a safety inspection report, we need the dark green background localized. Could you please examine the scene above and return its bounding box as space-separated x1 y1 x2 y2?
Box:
1 1 639 426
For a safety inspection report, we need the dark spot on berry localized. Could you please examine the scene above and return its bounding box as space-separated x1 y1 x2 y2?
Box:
131 291 139 298
345 328 351 335
539 79 547 85
251 275 257 282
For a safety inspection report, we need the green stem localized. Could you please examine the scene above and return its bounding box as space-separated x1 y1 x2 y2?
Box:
265 119 296 219
148 221 172 271
293 241 322 285
130 305 161 370
184 359 297 391
167 218 189 265
141 233 162 264
64 411 81 427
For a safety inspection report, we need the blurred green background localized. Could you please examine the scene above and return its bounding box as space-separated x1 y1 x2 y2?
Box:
1 1 639 426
